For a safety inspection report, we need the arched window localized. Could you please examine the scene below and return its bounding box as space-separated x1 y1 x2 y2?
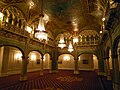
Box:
8 14 13 24
18 19 22 28
3 11 7 22
14 16 17 26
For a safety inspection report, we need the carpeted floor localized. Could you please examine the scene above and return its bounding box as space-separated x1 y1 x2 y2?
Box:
0 70 106 90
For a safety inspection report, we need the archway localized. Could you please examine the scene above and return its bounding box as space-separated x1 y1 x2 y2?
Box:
117 42 120 71
78 53 98 71
28 51 42 72
43 53 51 70
93 54 99 70
112 35 120 89
0 46 23 76
109 49 113 70
58 54 74 70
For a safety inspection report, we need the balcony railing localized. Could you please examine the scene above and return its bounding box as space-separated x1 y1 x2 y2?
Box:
1 22 29 37
0 21 54 47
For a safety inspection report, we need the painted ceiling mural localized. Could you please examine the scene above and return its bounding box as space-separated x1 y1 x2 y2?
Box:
0 0 109 38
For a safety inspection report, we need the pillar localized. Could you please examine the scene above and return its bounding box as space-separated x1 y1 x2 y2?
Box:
20 55 28 81
51 49 58 73
40 56 44 75
74 43 79 74
49 57 52 73
104 58 107 76
0 46 10 77
106 57 112 80
112 55 120 90
74 58 79 74
98 58 105 76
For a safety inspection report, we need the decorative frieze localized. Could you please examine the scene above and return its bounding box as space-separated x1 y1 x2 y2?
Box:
0 30 26 43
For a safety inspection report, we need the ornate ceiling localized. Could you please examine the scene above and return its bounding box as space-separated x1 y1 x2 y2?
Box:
0 0 109 39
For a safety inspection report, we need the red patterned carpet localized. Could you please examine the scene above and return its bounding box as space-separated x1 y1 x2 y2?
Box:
0 70 104 90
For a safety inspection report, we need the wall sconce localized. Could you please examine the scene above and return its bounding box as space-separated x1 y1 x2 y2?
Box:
15 53 22 61
64 55 70 61
31 54 36 61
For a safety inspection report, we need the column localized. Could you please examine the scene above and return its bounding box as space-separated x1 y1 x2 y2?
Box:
20 55 28 81
51 49 58 73
49 57 52 73
106 57 112 80
74 43 79 74
112 55 120 90
104 58 107 76
0 46 10 77
74 58 79 74
98 58 105 76
40 56 44 75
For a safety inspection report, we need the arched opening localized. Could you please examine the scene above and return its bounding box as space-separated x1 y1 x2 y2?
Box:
78 53 98 71
109 49 113 70
0 46 23 76
58 54 74 70
43 53 51 70
117 42 120 71
28 51 42 72
93 54 99 70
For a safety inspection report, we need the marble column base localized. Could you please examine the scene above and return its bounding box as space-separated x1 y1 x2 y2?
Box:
20 75 27 81
74 70 79 74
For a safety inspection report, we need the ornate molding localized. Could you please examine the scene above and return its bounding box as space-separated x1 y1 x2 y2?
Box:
0 30 26 43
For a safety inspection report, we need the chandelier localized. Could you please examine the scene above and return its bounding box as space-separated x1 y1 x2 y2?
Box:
34 0 47 41
68 40 74 52
58 34 66 49
58 32 78 52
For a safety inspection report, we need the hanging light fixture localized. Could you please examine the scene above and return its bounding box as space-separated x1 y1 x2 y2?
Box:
68 40 73 52
34 0 47 41
0 12 4 21
58 34 66 49
73 36 78 44
73 31 79 44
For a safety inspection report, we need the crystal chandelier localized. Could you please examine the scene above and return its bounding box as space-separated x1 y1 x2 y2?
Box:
34 0 47 41
35 15 47 41
58 34 66 49
73 36 78 44
68 40 73 52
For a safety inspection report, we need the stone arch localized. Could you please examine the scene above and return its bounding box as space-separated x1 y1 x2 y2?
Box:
78 53 98 70
2 5 26 28
58 52 74 58
78 51 98 59
58 54 74 70
0 44 24 56
106 46 111 58
0 45 24 75
43 53 51 70
112 35 120 55
8 13 13 24
28 50 43 56
28 50 42 72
